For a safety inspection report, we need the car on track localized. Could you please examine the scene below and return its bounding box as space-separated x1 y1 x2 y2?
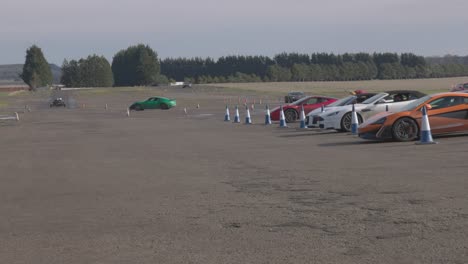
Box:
450 83 468 92
306 93 377 127
358 92 468 141
284 91 306 103
270 96 338 123
50 98 66 107
129 96 176 111
316 90 426 132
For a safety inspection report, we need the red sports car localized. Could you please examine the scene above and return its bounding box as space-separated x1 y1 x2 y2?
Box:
270 96 337 122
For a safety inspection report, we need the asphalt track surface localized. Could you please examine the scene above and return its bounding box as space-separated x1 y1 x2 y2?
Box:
1 87 468 263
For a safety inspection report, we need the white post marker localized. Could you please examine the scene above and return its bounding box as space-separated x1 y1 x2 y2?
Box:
416 105 437 145
245 105 252 124
264 104 272 125
224 105 230 121
299 105 307 129
233 105 240 123
279 105 287 128
351 103 359 135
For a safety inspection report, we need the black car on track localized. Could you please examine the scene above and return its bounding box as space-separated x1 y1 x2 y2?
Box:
50 98 66 107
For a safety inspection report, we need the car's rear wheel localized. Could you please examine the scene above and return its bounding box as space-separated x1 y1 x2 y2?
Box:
392 117 419 142
340 112 363 132
284 109 298 123
161 103 169 110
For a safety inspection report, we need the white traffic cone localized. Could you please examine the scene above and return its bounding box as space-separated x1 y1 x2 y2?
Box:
197 103 200 109
233 105 240 123
126 108 130 117
245 106 252 124
299 105 307 129
224 105 230 121
416 105 437 145
265 104 272 125
279 105 287 128
15 112 19 121
105 104 108 110
351 104 359 135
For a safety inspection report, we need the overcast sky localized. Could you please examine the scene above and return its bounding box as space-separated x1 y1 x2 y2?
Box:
1 0 467 65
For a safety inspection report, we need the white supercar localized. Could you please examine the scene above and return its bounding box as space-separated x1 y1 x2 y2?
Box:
316 90 426 132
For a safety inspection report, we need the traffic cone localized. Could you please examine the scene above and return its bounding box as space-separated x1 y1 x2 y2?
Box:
126 108 130 117
233 105 240 123
265 104 272 125
299 105 307 128
351 104 359 135
183 107 188 115
279 105 287 128
321 104 324 113
15 112 19 121
224 105 230 121
105 104 108 110
245 106 252 124
197 103 200 109
416 106 437 145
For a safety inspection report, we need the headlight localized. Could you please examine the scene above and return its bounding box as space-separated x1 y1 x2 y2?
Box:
326 111 340 117
371 117 386 125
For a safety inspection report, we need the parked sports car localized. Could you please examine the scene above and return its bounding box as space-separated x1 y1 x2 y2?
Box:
270 96 337 123
316 90 426 132
450 82 468 92
129 96 176 111
284 91 306 103
306 93 376 127
50 98 66 107
358 92 468 141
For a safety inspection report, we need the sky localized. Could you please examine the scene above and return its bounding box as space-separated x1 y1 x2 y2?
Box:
1 0 467 65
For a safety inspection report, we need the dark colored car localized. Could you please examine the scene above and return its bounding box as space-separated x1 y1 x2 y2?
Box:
285 91 306 103
50 98 66 107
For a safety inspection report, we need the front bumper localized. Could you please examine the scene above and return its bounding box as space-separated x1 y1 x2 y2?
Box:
358 125 393 140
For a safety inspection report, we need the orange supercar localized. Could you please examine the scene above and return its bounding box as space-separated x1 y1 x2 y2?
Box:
358 92 468 142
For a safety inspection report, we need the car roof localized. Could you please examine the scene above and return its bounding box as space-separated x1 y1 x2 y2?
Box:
384 90 426 96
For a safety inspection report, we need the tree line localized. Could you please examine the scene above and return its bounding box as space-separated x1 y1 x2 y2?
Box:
161 52 468 84
20 45 468 89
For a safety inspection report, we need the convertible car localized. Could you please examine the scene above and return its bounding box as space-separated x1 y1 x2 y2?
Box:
129 96 176 111
306 93 376 127
317 90 426 132
270 96 337 123
358 92 468 141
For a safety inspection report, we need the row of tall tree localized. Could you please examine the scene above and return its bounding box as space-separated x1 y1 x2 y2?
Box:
21 45 468 89
161 52 468 84
61 55 113 87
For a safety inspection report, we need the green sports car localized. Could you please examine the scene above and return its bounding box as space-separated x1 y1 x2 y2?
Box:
129 96 176 111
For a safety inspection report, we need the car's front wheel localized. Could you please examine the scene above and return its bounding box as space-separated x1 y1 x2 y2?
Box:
339 112 363 132
392 117 419 142
134 104 143 111
284 109 298 123
161 103 169 110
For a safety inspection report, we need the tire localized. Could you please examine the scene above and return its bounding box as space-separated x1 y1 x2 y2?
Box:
392 117 419 142
339 112 363 132
161 103 169 110
284 109 298 123
134 104 143 111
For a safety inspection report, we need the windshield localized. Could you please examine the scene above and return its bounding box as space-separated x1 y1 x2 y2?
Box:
291 96 312 105
399 95 432 112
361 93 388 104
326 95 356 107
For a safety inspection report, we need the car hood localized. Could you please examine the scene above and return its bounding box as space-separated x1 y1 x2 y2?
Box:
306 106 339 116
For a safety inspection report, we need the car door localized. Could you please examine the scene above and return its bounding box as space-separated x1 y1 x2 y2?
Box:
301 97 319 114
419 96 468 134
146 98 160 109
